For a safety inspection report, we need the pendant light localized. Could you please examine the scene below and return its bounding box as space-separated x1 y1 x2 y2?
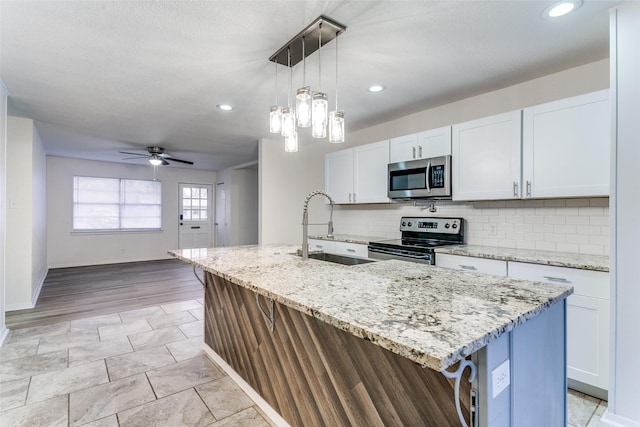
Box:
269 61 283 134
281 47 296 138
295 37 312 128
329 34 344 143
283 47 298 152
312 23 328 139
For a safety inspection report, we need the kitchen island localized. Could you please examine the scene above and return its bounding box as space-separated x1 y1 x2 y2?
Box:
170 245 573 427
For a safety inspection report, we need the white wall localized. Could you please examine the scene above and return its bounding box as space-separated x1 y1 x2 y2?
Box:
5 117 48 310
47 156 216 268
607 3 640 426
0 82 8 344
31 127 47 300
215 167 258 246
259 59 610 255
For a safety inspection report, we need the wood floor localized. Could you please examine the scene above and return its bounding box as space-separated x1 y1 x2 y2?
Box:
5 259 204 329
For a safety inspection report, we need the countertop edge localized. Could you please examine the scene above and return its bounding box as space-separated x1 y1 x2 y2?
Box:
170 248 573 371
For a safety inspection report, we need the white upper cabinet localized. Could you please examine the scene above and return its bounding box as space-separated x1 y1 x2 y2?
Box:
389 127 451 163
522 90 610 198
325 148 354 204
325 140 390 204
354 140 391 203
452 111 523 201
389 133 419 163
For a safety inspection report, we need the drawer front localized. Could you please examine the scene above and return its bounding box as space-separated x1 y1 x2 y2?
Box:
307 239 336 253
436 254 507 276
508 262 609 299
332 242 369 258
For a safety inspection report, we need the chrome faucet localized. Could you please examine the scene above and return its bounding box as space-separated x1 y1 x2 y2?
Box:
302 190 335 260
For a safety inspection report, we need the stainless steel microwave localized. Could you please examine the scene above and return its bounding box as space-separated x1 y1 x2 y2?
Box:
388 155 452 199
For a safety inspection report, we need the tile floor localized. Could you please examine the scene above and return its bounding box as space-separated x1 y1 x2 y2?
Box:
0 298 608 427
0 299 274 427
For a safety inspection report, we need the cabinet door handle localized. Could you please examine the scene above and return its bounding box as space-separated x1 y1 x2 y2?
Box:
314 244 323 249
347 248 356 253
353 193 356 203
418 145 423 158
459 265 477 271
544 276 571 284
349 193 352 203
513 181 519 197
526 181 532 197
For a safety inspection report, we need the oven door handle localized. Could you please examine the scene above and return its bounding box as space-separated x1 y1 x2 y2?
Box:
368 246 432 260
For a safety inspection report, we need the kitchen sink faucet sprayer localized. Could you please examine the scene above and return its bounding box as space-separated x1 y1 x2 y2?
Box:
302 190 334 260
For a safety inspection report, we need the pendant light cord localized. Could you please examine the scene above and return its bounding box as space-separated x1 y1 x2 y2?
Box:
274 61 278 105
318 23 322 91
335 34 338 109
287 47 292 108
302 36 306 86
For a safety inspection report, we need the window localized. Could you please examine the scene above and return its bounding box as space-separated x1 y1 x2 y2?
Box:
181 186 208 221
73 176 162 231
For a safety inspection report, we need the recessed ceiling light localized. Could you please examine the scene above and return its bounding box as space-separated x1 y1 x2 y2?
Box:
544 0 582 18
368 84 386 93
217 104 233 111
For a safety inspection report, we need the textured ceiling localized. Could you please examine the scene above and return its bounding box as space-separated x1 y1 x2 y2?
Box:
0 0 620 170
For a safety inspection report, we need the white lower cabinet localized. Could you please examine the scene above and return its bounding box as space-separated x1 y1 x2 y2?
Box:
307 239 368 259
436 253 507 276
307 239 336 253
508 262 609 395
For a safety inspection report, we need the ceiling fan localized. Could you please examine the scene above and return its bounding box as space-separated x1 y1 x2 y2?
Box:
119 146 194 166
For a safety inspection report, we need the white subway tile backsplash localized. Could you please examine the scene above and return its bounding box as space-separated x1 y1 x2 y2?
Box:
333 197 609 255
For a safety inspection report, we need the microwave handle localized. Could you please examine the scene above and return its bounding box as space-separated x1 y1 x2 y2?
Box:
425 161 431 193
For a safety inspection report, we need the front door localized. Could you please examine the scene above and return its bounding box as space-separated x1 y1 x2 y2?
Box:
178 183 212 249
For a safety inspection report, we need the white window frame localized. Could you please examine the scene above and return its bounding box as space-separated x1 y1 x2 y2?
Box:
72 176 162 232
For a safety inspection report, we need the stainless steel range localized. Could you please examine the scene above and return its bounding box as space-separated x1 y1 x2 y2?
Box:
368 217 464 265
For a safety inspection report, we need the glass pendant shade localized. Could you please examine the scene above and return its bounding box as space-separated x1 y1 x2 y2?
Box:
284 130 298 152
269 106 283 133
296 87 312 127
328 110 345 143
281 108 295 137
311 92 328 138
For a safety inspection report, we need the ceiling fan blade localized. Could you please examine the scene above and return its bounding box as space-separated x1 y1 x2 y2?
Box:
122 156 150 160
166 157 194 165
162 158 170 166
119 151 150 157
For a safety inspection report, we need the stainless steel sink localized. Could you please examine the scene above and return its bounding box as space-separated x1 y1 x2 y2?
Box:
306 252 375 266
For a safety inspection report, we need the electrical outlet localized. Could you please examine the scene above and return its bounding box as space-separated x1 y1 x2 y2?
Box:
491 359 510 398
489 223 497 237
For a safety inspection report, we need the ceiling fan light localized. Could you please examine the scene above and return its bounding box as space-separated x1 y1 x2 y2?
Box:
149 155 163 166
311 92 328 139
328 110 345 143
296 87 312 127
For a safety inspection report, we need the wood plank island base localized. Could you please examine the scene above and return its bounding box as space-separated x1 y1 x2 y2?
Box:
170 245 573 427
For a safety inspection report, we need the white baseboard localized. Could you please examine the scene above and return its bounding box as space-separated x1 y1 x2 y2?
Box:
5 267 49 312
31 267 48 307
202 344 290 427
0 327 10 347
602 410 640 427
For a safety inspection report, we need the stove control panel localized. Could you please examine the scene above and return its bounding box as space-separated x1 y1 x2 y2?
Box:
400 217 463 235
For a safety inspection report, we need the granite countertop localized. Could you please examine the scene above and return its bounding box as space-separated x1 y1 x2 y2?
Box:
170 245 572 371
308 234 389 245
434 245 609 272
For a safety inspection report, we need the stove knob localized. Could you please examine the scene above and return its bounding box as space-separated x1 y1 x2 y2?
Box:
445 223 450 229
402 221 406 227
407 222 413 227
452 223 458 229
